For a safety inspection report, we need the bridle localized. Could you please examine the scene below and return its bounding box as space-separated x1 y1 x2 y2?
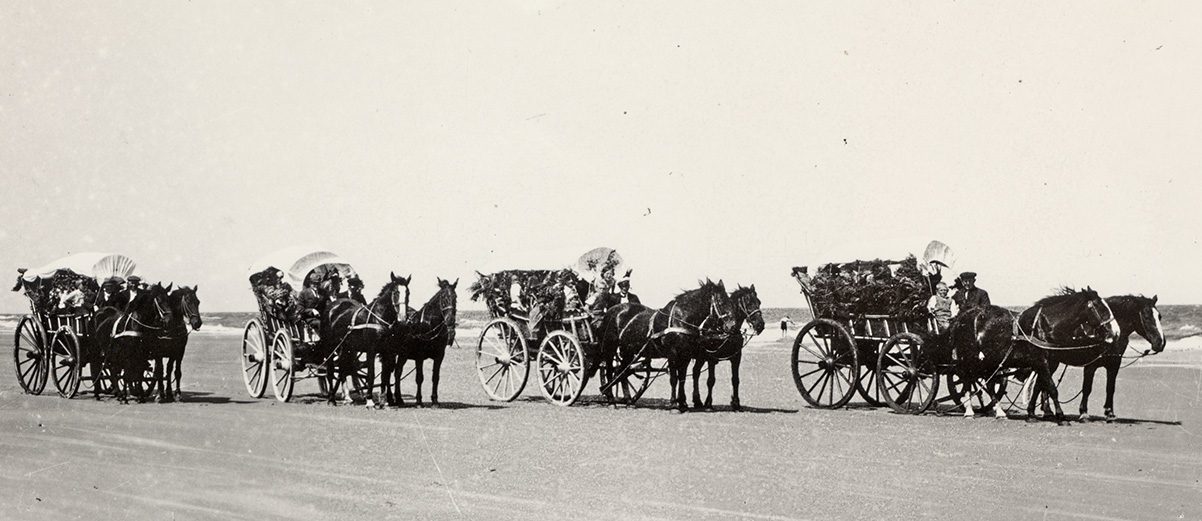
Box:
411 288 456 341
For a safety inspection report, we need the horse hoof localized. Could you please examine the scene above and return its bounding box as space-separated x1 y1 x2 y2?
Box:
1105 415 1116 423
365 399 376 409
1078 415 1091 423
1057 420 1071 427
1025 416 1040 424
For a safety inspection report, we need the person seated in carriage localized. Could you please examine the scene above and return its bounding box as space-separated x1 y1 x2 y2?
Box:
93 276 125 310
297 271 327 343
926 281 958 332
342 275 366 305
615 270 640 305
120 275 143 311
56 279 88 315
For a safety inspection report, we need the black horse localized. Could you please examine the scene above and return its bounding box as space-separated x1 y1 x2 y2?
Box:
689 284 765 411
1033 294 1165 422
150 285 202 402
383 278 458 407
948 288 1118 425
93 283 174 403
593 280 739 412
322 276 396 407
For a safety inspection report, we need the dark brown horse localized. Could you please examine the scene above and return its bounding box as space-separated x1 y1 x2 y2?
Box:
689 284 765 411
593 280 739 412
322 275 394 408
1032 294 1165 422
93 283 174 403
149 285 202 402
383 278 458 407
948 288 1118 425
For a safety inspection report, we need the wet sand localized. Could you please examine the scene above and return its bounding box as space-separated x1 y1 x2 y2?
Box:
1 332 1200 520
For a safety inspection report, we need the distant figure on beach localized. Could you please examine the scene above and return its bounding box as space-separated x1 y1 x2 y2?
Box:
780 316 793 339
927 282 957 332
953 272 990 312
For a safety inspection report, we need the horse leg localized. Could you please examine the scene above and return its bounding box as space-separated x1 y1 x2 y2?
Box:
380 353 394 406
431 355 443 407
396 359 406 406
173 345 184 400
1103 362 1119 422
672 360 688 413
414 361 425 407
705 360 717 409
691 359 704 409
1079 365 1097 422
364 344 377 409
729 352 742 411
1028 363 1067 425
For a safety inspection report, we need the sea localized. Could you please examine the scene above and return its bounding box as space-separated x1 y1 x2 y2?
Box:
4 306 1200 345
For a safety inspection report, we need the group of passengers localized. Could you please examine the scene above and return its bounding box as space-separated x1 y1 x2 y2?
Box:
925 271 992 331
253 268 367 344
10 269 153 316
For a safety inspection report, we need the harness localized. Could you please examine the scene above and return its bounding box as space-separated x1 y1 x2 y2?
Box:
1012 303 1115 351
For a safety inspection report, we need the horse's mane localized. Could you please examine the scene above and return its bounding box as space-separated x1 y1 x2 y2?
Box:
374 279 405 301
1034 286 1098 308
730 284 755 301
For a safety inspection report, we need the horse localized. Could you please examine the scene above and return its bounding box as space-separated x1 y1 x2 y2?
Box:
383 278 458 407
689 284 765 411
321 274 402 407
150 285 202 402
947 288 1119 425
592 279 739 412
1030 294 1165 422
93 282 174 403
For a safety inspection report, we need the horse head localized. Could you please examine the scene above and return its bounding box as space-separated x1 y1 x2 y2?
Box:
171 285 203 330
1113 294 1165 353
427 277 459 333
683 279 738 338
370 272 411 324
139 282 175 328
731 284 765 335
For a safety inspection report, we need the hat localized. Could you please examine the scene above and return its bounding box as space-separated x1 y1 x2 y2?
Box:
127 275 142 283
348 277 364 288
959 272 977 282
103 276 122 287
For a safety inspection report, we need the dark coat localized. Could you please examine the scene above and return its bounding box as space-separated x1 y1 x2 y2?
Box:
957 287 991 311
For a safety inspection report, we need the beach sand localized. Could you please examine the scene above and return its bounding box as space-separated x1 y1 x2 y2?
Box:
1 331 1199 520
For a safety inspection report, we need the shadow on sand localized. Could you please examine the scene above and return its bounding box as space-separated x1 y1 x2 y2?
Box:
179 391 258 405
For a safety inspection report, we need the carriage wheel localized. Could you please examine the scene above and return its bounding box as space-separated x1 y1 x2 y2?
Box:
476 318 529 401
877 333 938 414
603 355 659 406
270 331 296 402
536 331 586 406
241 319 269 399
855 341 886 407
791 318 859 409
50 328 83 399
946 373 1006 412
13 316 48 395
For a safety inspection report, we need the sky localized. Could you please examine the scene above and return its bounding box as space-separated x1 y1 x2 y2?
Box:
1 2 1200 312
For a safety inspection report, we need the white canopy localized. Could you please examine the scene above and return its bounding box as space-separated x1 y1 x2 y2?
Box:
247 246 358 288
22 252 137 282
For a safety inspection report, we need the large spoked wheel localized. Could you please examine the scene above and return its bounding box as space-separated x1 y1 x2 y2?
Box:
946 373 1006 412
13 316 48 395
476 318 529 401
602 355 660 406
855 341 886 407
877 333 938 414
241 319 269 398
791 318 859 409
536 331 586 406
50 328 83 399
270 331 295 402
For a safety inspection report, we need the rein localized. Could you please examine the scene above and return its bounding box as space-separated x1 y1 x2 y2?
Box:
1013 306 1111 351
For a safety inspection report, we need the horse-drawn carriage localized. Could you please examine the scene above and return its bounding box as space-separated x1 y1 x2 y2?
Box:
790 241 1129 422
240 247 372 402
12 252 137 399
469 249 674 407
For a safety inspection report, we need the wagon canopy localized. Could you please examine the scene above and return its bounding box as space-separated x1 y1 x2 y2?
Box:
247 246 358 288
22 252 137 282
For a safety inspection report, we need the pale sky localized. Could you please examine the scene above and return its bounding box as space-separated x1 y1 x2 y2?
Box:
2 2 1200 312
